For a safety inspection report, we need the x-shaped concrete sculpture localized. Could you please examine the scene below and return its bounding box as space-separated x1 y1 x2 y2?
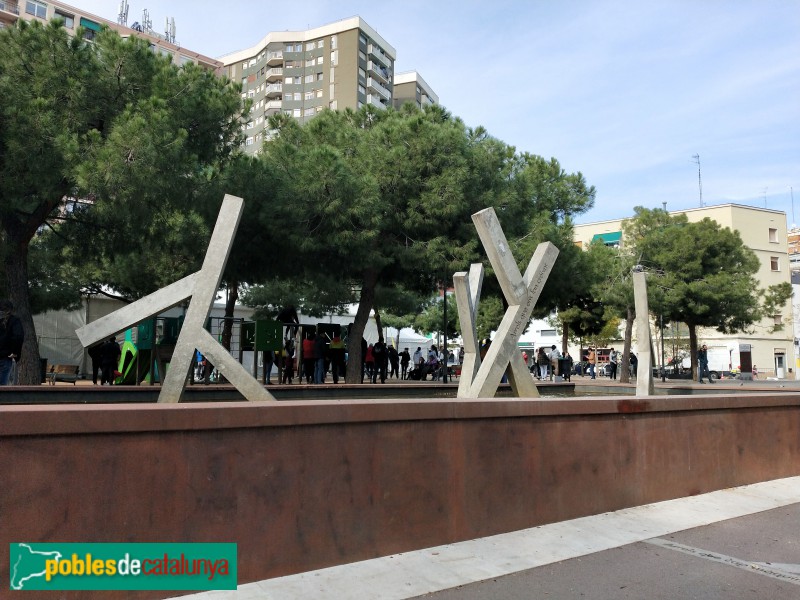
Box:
632 271 655 396
454 208 559 398
76 195 275 403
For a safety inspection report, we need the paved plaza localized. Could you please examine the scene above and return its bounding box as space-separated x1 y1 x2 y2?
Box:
173 478 800 600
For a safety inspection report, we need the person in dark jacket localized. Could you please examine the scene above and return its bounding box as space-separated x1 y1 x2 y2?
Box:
99 336 121 385
0 299 24 385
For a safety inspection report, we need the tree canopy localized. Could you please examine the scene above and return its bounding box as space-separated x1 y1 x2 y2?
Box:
0 20 245 382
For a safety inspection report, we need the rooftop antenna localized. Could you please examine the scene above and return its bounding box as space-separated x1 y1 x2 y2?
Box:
117 0 129 26
165 17 176 44
691 154 703 207
142 9 152 34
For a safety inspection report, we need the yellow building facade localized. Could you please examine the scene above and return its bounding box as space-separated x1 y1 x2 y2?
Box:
573 204 794 379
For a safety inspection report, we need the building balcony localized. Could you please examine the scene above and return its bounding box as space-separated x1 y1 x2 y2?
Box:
265 67 283 82
367 61 390 85
265 83 283 98
366 94 387 110
0 0 19 14
367 77 391 101
367 44 390 68
0 0 19 25
265 51 283 66
264 100 283 115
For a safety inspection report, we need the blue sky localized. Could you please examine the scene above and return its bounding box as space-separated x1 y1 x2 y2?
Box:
79 0 800 225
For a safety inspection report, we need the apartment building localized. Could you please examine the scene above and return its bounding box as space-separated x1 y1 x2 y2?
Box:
393 71 439 109
573 204 795 379
220 17 401 153
0 0 221 71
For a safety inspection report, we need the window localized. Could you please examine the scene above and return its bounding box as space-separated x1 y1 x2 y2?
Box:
316 89 323 98
359 33 367 45
295 44 302 52
304 74 314 83
305 42 315 51
330 50 338 66
770 256 780 271
304 91 314 100
317 72 323 81
358 68 366 79
54 10 74 28
284 77 294 85
318 40 325 49
246 137 254 146
26 0 47 19
331 35 337 50
773 314 783 326
769 228 778 243
292 108 301 117
293 92 301 101
285 44 294 52
359 51 366 61
329 100 338 110
304 107 314 116
358 85 366 95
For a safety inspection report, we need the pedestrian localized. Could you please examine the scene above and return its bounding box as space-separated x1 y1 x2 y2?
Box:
413 347 424 368
548 345 560 380
99 336 121 385
365 344 375 382
587 347 597 379
609 348 618 380
562 351 573 382
328 334 346 384
388 344 399 379
537 347 549 380
281 340 295 384
697 344 713 383
0 299 24 386
314 332 327 384
372 339 387 383
302 333 315 384
264 350 274 384
400 347 411 380
752 364 758 379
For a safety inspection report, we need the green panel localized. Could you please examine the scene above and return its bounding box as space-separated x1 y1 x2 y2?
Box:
79 17 101 31
591 231 621 244
254 320 283 351
136 321 155 350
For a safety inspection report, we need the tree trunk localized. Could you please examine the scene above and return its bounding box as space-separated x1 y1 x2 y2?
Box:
620 305 634 384
374 309 384 343
688 323 698 380
346 269 378 384
3 242 42 385
221 280 238 351
561 323 569 354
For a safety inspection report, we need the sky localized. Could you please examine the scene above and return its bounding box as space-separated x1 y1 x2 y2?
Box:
77 0 800 225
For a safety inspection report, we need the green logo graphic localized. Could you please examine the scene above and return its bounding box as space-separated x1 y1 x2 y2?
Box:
9 543 237 591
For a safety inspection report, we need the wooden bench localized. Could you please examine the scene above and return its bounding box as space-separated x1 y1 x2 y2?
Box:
47 364 80 385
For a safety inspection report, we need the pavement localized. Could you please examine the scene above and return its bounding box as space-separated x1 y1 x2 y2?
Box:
173 477 800 600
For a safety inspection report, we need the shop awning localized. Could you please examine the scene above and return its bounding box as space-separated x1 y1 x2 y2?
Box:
79 17 101 31
592 231 622 245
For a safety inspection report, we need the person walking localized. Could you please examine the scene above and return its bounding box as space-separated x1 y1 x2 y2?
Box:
698 344 714 383
400 347 411 380
609 348 618 380
313 332 327 384
302 333 316 384
388 344 399 379
0 299 24 386
587 347 597 380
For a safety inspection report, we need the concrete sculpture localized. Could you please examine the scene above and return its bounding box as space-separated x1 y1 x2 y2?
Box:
76 195 275 403
454 207 559 398
632 270 655 396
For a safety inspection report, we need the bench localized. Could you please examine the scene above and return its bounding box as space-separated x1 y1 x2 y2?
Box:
47 364 80 385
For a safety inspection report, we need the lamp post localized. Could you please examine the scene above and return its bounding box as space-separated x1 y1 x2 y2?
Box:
442 277 448 383
660 312 666 383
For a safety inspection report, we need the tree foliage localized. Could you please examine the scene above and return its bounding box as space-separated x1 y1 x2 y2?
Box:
0 20 245 382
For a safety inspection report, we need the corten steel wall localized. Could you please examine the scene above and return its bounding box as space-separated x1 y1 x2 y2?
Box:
1 394 799 600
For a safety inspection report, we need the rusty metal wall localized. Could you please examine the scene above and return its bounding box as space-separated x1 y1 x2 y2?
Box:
1 395 798 599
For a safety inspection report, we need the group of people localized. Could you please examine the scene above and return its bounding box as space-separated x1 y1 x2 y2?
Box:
525 345 571 381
